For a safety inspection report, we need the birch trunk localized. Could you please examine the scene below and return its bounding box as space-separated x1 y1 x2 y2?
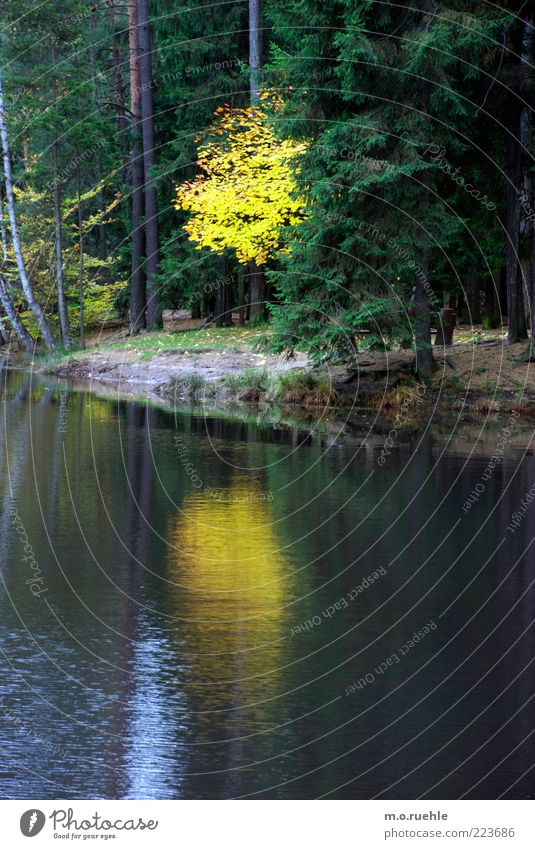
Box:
76 163 85 349
0 274 34 349
53 139 71 349
0 193 9 342
0 71 55 349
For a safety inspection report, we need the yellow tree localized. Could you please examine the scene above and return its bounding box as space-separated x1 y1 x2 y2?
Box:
176 102 307 272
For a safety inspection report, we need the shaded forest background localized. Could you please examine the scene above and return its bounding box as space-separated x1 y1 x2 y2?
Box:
0 0 534 379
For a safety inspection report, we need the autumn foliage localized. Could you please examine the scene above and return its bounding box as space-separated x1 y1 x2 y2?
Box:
175 103 308 265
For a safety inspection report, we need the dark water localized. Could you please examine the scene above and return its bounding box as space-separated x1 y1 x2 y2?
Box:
1 367 535 800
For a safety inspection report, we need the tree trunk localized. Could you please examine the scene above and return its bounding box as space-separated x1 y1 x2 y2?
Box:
138 0 162 330
128 0 146 334
0 194 9 342
249 261 267 322
238 269 245 325
0 192 7 261
89 14 109 269
414 260 434 379
53 140 71 349
0 71 55 349
249 0 262 100
415 0 434 380
76 164 85 350
0 274 34 349
505 104 527 343
215 285 224 328
247 0 267 321
483 272 499 329
521 13 535 354
531 183 535 355
108 5 129 176
467 260 481 324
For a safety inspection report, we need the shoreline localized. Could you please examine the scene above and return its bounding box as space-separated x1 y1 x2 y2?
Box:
0 317 526 427
31 327 535 434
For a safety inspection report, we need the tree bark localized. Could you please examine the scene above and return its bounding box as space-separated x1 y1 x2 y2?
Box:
53 140 71 349
0 192 7 261
108 5 129 176
238 269 245 325
467 260 481 324
531 181 535 354
128 0 146 334
520 13 535 354
138 0 162 329
89 14 108 268
247 0 267 321
483 272 499 328
248 261 267 321
249 0 262 101
0 274 34 349
76 163 85 349
505 112 525 343
0 193 10 342
0 71 55 349
414 0 435 379
414 259 434 379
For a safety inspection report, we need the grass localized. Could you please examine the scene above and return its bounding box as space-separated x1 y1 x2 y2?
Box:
222 368 337 408
274 371 337 407
454 325 506 344
222 368 271 400
21 346 80 371
90 325 268 360
167 367 338 409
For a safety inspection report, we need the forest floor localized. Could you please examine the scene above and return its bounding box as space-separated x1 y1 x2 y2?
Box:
40 314 535 425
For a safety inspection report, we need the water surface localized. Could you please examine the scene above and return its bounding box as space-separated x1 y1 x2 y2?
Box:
1 367 534 799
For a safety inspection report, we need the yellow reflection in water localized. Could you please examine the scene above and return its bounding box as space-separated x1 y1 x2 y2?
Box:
168 481 291 725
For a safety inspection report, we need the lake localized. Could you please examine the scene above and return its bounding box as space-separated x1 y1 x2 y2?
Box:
1 367 534 799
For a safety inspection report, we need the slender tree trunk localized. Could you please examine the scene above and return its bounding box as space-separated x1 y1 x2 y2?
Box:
0 193 10 342
138 0 162 329
483 272 499 329
22 139 30 171
249 0 262 100
89 14 108 267
414 0 435 379
0 192 7 261
53 140 71 349
224 279 232 326
238 269 245 326
414 253 434 379
247 0 267 320
521 13 535 354
0 274 34 349
108 6 129 176
505 114 524 344
0 71 55 349
467 261 481 324
221 257 232 326
128 0 146 334
215 282 224 328
531 182 535 355
248 262 267 321
76 164 85 349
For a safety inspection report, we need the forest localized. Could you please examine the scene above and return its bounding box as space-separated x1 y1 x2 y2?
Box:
3 0 535 813
0 1 533 385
